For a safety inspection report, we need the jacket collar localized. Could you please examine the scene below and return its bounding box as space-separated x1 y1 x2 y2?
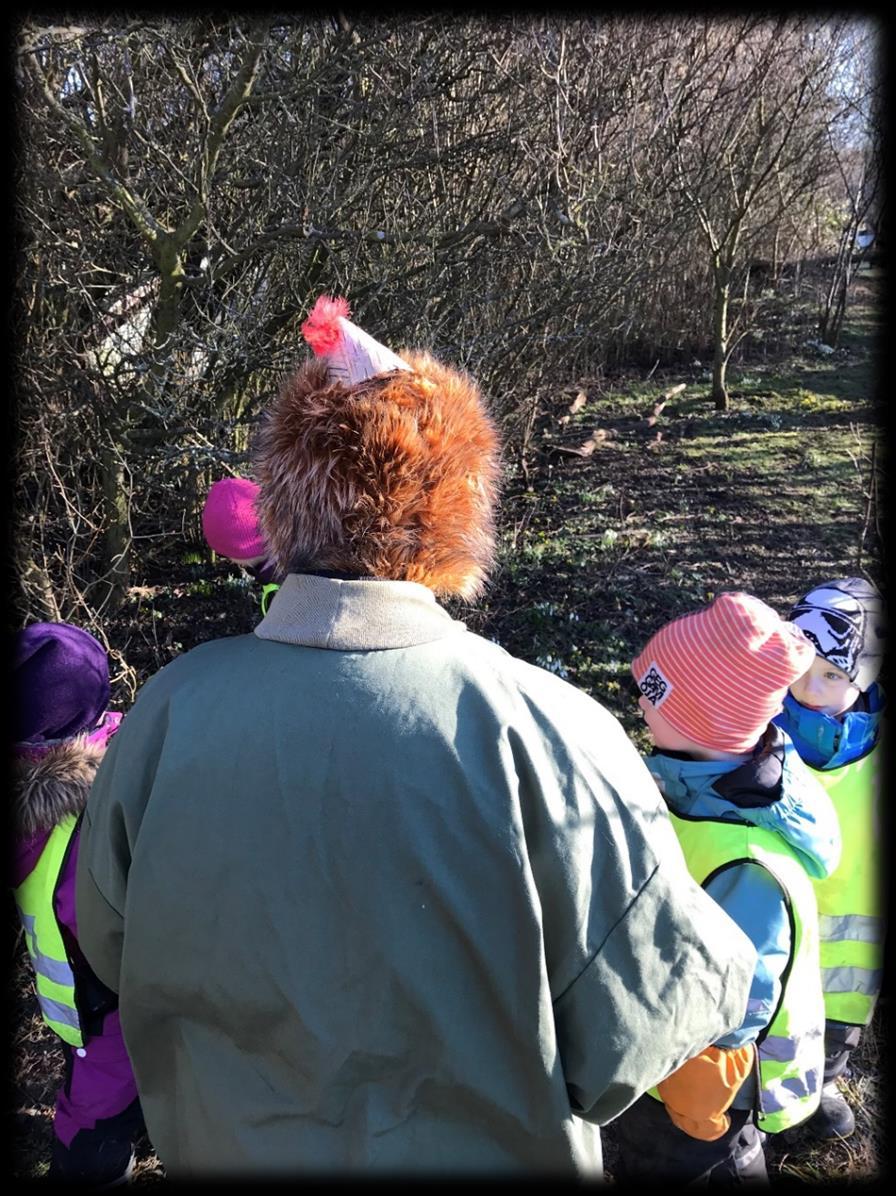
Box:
709 726 785 808
646 729 841 880
253 572 467 651
774 686 884 770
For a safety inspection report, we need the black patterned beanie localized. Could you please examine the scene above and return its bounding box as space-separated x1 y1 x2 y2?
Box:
789 577 885 692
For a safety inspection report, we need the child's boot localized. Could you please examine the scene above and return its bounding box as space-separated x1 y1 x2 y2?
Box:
808 1081 855 1139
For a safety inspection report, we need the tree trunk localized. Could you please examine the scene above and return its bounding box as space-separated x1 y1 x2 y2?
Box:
20 556 62 622
826 269 852 348
711 267 731 411
819 234 856 348
95 429 131 611
819 223 856 345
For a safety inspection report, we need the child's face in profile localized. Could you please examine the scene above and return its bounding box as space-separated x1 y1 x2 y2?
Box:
637 694 757 761
789 655 860 717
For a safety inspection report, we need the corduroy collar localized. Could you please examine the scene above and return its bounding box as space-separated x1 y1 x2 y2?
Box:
253 572 467 651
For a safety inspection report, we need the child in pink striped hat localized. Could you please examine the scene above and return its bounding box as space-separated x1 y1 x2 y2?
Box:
612 592 841 1184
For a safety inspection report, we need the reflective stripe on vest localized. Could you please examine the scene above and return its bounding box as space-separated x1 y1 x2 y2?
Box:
13 815 84 1047
650 813 824 1134
812 749 883 1026
36 993 83 1033
822 966 883 996
819 914 881 944
19 914 79 985
762 1031 809 1063
762 1065 823 1115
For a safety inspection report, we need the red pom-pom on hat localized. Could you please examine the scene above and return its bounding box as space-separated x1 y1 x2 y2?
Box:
301 295 351 356
299 293 412 386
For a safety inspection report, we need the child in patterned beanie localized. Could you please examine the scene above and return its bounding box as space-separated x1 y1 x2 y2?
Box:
774 577 886 1140
12 622 145 1183
201 476 281 613
612 592 841 1184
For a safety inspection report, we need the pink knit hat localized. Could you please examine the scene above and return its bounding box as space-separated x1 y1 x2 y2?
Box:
631 592 816 753
201 477 267 561
300 295 411 387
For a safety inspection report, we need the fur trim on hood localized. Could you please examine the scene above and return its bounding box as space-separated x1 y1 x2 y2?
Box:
251 352 501 600
13 738 106 838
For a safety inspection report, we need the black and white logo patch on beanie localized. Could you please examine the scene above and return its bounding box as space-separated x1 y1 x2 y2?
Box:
637 661 674 708
790 578 884 693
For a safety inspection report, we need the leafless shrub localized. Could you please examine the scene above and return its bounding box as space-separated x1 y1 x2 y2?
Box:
13 14 880 627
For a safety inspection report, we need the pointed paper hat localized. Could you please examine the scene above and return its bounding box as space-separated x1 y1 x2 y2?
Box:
300 295 411 387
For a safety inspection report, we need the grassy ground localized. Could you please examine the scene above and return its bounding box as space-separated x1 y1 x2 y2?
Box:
10 272 885 1182
464 271 885 753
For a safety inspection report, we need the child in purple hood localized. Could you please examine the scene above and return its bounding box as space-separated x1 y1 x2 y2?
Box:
12 622 145 1183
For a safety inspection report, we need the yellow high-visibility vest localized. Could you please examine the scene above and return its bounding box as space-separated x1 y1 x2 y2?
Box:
649 812 823 1133
811 745 883 1026
13 815 84 1047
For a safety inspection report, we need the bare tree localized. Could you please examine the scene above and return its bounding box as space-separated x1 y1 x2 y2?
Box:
17 19 271 609
651 16 853 409
816 24 882 346
14 13 878 638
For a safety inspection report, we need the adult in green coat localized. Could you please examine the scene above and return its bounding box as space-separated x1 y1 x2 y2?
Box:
76 296 757 1178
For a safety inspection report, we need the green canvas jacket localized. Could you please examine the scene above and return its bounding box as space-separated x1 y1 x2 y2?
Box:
76 574 756 1177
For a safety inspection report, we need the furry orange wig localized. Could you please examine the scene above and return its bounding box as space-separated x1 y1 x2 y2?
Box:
251 353 501 599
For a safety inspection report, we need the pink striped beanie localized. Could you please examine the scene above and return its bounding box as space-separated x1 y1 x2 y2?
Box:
631 592 816 753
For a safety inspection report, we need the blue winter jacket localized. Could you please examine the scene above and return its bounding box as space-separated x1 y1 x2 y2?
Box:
774 684 884 771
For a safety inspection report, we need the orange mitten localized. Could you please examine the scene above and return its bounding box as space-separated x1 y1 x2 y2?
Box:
656 1044 754 1141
